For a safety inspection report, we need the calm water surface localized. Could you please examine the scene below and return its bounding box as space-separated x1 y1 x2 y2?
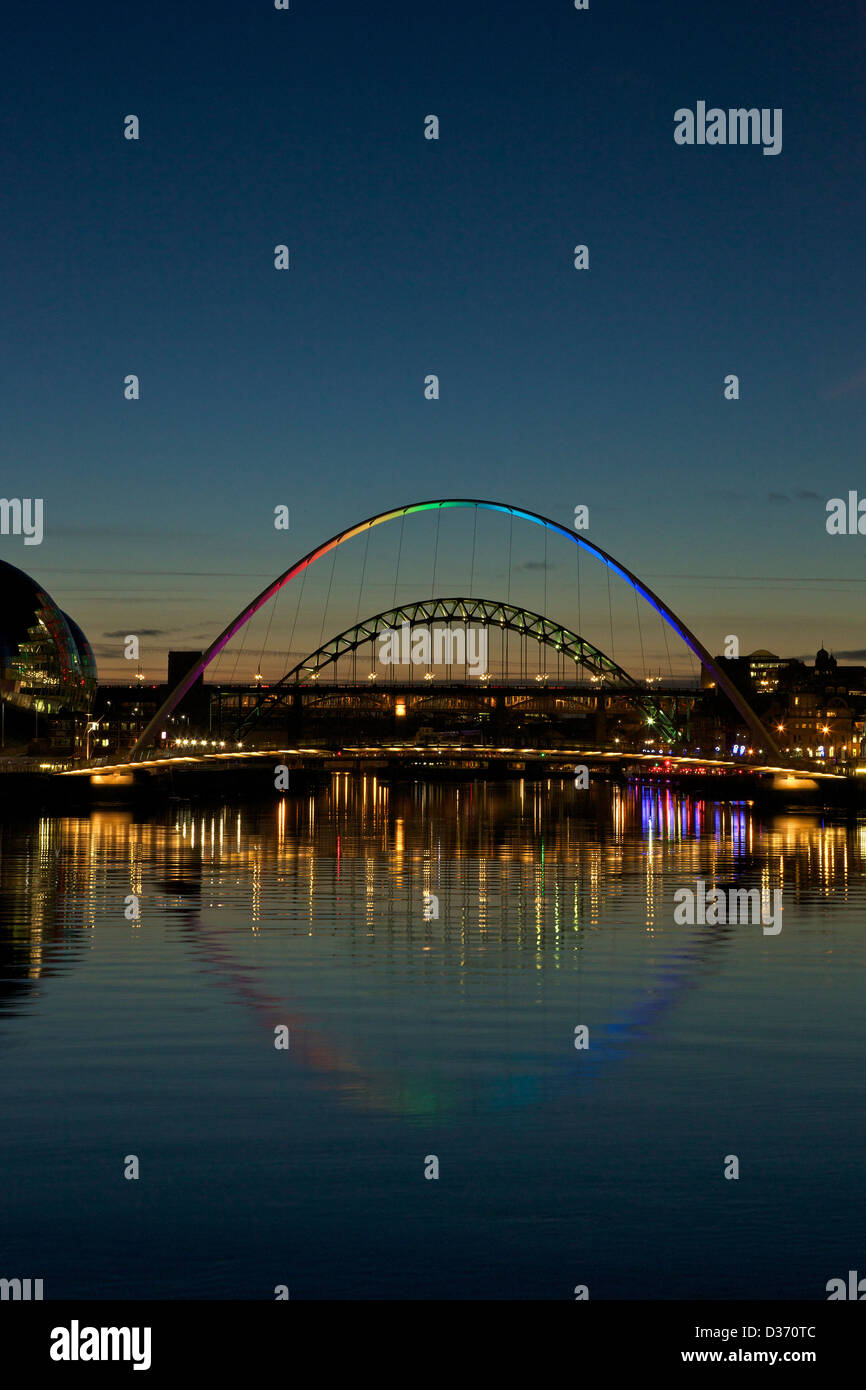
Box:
1 777 864 1299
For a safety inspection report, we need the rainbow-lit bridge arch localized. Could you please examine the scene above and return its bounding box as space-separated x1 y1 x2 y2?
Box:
130 499 778 761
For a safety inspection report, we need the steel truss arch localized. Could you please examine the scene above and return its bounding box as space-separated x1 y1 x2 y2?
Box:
289 596 640 685
231 595 677 739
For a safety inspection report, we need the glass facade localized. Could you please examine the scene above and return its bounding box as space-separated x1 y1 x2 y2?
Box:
0 559 97 713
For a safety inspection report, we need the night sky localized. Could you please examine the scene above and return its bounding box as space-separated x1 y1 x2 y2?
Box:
1 0 864 679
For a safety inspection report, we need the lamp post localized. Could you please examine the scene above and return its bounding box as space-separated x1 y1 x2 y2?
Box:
86 714 106 762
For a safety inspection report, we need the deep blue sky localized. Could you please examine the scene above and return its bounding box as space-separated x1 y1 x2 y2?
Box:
1 0 864 678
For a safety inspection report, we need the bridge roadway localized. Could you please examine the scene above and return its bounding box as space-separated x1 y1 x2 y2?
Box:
61 745 848 788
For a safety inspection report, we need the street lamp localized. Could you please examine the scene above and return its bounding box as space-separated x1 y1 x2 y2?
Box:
85 714 106 761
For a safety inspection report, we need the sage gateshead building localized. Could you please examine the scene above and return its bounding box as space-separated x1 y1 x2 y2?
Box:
0 557 97 724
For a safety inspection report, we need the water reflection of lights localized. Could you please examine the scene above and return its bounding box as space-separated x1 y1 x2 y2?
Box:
8 782 866 1128
8 788 864 1008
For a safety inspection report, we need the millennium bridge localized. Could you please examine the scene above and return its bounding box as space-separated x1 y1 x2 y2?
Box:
12 497 855 796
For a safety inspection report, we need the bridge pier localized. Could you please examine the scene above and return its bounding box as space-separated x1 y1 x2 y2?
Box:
490 693 507 738
594 697 607 744
89 771 135 789
285 687 303 740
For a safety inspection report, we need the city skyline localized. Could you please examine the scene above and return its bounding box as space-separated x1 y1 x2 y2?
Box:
1 498 862 686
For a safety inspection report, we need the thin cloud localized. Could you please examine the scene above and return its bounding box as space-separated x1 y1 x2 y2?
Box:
825 364 866 399
49 525 213 540
706 488 747 502
707 489 820 505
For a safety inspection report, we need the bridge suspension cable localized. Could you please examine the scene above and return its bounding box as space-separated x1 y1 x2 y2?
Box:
129 498 779 761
